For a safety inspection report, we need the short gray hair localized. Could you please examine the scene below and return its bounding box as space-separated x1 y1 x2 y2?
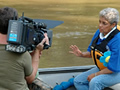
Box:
99 8 119 24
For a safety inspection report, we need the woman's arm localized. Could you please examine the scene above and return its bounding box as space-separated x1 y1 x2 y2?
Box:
87 68 113 82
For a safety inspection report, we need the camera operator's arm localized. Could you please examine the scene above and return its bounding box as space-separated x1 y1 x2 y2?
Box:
25 33 49 84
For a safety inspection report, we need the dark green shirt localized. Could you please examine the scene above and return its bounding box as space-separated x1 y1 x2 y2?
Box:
0 45 33 90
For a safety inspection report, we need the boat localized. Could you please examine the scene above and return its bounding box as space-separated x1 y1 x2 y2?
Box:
28 65 120 90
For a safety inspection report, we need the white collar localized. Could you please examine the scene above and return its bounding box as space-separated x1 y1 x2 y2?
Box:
99 26 117 40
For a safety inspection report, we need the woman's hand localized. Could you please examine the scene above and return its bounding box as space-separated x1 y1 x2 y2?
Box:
87 73 95 82
69 45 91 58
87 68 113 82
69 45 83 57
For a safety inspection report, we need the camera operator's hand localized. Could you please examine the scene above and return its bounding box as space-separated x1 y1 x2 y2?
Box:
44 33 49 45
36 33 49 51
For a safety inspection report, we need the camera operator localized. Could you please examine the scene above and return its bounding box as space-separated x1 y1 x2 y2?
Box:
0 7 49 90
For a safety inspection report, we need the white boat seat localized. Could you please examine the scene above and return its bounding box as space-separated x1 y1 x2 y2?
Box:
109 83 120 90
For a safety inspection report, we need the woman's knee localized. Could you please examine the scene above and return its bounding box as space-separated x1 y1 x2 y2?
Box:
74 75 79 83
74 75 89 90
74 75 83 87
74 77 81 89
74 75 88 85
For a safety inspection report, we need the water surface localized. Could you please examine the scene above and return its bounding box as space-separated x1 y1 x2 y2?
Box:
0 0 120 68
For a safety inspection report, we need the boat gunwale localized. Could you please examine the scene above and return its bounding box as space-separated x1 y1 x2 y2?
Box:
38 65 96 74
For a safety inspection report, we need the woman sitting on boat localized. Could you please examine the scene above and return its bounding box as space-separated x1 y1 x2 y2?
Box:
69 7 120 90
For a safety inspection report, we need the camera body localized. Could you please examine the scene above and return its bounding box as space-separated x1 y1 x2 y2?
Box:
5 16 52 53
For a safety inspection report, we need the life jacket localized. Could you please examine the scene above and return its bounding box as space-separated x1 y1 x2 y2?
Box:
90 27 120 70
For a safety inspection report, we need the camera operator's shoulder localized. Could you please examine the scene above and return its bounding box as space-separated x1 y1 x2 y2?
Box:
20 51 31 60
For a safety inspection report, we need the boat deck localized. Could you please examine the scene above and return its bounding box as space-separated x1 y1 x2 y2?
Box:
29 65 120 90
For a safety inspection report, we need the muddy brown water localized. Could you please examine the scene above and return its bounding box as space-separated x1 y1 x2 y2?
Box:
1 0 120 68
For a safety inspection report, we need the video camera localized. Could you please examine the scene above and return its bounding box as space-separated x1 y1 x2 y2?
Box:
5 13 54 53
